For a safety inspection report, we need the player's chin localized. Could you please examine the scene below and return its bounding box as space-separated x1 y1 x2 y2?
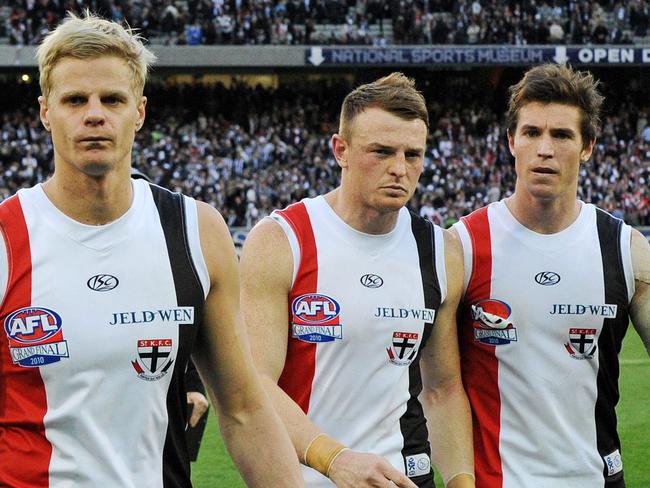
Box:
527 186 561 201
375 196 408 212
79 160 116 177
523 177 560 194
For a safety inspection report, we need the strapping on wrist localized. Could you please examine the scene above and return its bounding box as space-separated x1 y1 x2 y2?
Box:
444 472 475 487
303 433 349 477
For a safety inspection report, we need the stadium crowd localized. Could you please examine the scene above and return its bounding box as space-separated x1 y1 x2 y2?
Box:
1 0 646 46
1 73 648 228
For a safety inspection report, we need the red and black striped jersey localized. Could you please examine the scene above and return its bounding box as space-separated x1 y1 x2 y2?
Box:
271 196 447 488
0 179 209 487
455 200 634 488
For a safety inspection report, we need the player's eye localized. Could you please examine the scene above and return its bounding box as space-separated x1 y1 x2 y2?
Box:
103 96 124 105
64 96 86 105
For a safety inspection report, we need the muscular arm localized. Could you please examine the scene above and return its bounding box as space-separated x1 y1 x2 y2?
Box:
240 218 417 488
191 202 303 487
630 229 650 357
419 229 474 488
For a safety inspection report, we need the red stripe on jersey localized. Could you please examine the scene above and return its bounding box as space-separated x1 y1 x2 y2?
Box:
275 203 318 414
459 207 503 488
0 195 52 487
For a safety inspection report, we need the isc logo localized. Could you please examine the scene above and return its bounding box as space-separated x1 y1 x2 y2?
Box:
292 294 340 324
5 307 63 344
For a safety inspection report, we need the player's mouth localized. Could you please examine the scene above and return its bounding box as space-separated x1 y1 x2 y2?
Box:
78 136 112 143
531 166 558 175
382 185 408 193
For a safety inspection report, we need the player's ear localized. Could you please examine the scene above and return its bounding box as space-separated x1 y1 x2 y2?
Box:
580 137 595 163
507 129 515 157
331 134 349 169
39 96 51 132
135 96 147 132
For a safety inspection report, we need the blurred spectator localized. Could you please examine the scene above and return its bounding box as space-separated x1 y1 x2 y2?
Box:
1 0 648 46
548 18 565 43
630 0 650 37
592 19 610 43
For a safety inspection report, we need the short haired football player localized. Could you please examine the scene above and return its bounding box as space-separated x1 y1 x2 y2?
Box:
0 12 303 487
454 63 650 487
241 73 475 488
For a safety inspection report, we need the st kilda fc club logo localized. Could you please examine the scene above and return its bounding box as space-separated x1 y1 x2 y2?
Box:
564 328 598 360
132 338 175 381
386 331 420 366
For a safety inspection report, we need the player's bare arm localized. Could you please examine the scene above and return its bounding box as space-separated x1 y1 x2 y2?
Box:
192 202 303 487
630 228 650 357
419 229 474 488
241 217 417 488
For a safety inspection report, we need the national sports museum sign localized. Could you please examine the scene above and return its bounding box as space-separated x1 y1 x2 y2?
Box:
306 46 650 66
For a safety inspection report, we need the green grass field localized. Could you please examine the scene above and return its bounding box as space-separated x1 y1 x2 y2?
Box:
192 331 650 487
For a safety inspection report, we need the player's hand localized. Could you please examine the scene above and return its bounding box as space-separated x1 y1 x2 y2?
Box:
328 450 418 488
186 391 209 427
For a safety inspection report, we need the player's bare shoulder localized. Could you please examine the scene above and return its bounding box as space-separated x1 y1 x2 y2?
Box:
195 200 238 285
240 216 293 292
442 227 464 294
442 227 463 261
196 200 230 236
244 216 289 251
631 228 650 286
629 229 650 355
242 216 291 262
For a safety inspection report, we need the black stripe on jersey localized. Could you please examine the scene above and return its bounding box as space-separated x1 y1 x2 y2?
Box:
595 208 630 488
150 184 205 488
398 212 442 488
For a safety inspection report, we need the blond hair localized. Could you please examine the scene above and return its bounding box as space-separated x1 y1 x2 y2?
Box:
37 11 156 98
339 72 429 140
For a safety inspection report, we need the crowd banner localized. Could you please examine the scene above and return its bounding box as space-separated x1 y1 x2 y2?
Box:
6 45 650 69
305 45 650 67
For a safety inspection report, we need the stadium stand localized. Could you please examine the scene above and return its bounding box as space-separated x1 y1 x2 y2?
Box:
1 69 648 228
0 0 645 46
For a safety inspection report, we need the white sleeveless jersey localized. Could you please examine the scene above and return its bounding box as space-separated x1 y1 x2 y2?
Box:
0 179 210 488
454 200 634 488
271 196 447 488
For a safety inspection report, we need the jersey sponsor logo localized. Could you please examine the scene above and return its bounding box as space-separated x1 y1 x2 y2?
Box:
471 299 518 345
405 453 431 477
603 449 623 477
87 274 119 292
374 307 436 323
291 294 343 343
109 307 195 326
550 303 617 317
132 338 175 381
386 331 419 366
4 307 70 367
564 328 598 360
360 274 384 288
534 271 561 285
